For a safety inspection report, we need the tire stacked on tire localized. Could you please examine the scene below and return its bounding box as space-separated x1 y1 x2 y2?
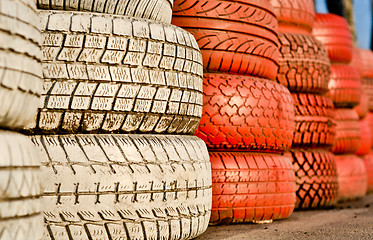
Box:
271 0 339 209
172 0 297 225
0 0 44 239
26 4 213 239
313 14 367 202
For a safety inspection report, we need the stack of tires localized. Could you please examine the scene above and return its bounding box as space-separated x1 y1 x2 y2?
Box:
0 0 44 239
313 13 367 202
271 0 339 209
172 0 297 225
25 2 213 239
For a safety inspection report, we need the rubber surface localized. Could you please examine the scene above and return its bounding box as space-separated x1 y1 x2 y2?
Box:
172 0 279 80
350 48 364 78
331 109 361 154
362 78 373 111
0 0 42 130
313 13 353 63
327 65 361 108
335 154 367 202
277 32 331 93
287 149 338 209
28 11 204 135
195 73 295 153
209 151 296 225
31 134 212 240
360 49 373 78
362 151 373 193
354 92 368 119
292 93 336 148
37 0 173 23
355 118 372 156
366 112 373 145
0 131 43 240
270 0 315 33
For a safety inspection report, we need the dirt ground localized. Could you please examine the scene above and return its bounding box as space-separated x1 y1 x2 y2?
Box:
197 194 373 239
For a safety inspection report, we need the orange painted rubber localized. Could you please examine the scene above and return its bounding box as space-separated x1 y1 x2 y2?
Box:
360 49 373 78
210 151 296 225
366 112 373 145
277 32 331 93
292 93 336 148
331 109 361 154
313 13 353 63
362 78 373 111
354 92 369 119
195 73 295 152
172 0 279 80
362 151 373 193
287 149 338 209
335 154 367 201
355 118 372 156
270 0 315 34
327 65 361 108
350 48 364 78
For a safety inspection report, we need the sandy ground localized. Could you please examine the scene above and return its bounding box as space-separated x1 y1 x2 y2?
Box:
197 195 373 240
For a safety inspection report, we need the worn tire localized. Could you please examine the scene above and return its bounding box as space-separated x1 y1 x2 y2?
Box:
31 134 212 240
313 13 353 63
354 92 369 119
360 49 373 78
331 109 361 154
0 131 43 240
0 0 42 130
277 32 331 93
27 11 204 135
335 154 367 202
366 112 373 146
327 65 361 108
270 0 315 33
362 78 373 111
350 48 364 78
195 73 295 153
210 152 296 225
362 152 373 193
355 118 371 156
287 149 338 209
292 93 336 148
37 0 173 23
172 0 279 80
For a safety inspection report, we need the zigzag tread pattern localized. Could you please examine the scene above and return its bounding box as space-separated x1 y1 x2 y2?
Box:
31 134 212 240
209 152 296 225
287 149 338 209
277 32 331 93
195 73 295 153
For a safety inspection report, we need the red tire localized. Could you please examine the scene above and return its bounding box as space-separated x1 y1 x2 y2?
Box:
355 118 372 156
350 48 364 78
360 49 373 78
287 149 338 209
362 78 373 111
354 92 369 119
195 73 295 152
366 112 373 145
270 0 315 34
313 13 353 63
362 151 373 193
327 65 361 108
292 93 336 148
335 154 367 201
210 151 296 225
172 0 279 80
277 32 331 93
331 109 361 154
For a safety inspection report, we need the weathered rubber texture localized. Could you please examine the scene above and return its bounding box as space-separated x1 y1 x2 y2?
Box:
209 151 296 225
277 32 331 93
27 11 204 135
37 0 173 23
335 154 367 202
362 151 373 193
366 112 373 146
270 0 315 34
31 134 212 240
355 118 372 156
327 65 361 108
172 0 279 80
331 109 361 154
360 49 373 78
292 93 336 148
354 91 368 119
287 149 338 209
195 73 295 153
0 131 43 240
362 78 373 111
313 13 353 63
0 0 42 130
350 48 364 78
